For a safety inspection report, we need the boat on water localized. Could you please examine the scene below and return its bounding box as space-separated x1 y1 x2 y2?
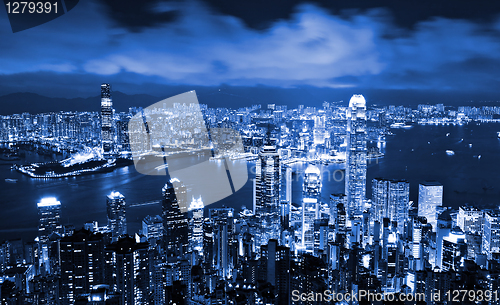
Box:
497 131 500 138
5 178 18 183
446 133 450 136
469 143 472 148
446 150 455 156
390 122 413 129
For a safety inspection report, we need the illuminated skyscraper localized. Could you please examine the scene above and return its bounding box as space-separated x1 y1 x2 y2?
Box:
106 191 127 241
107 236 150 305
345 94 367 217
254 144 281 249
59 229 106 305
457 206 483 234
37 197 62 242
441 229 466 272
417 181 443 231
162 179 189 258
189 196 204 253
209 208 235 280
301 164 321 253
100 83 115 158
482 211 500 259
37 197 62 275
372 178 410 235
142 215 163 241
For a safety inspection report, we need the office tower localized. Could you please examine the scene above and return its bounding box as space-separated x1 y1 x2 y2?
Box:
417 181 443 231
482 211 500 259
313 115 326 145
457 206 483 234
189 197 204 253
162 180 189 258
59 229 106 305
436 210 452 269
209 208 235 280
372 178 389 223
37 197 62 241
301 164 321 253
285 166 292 204
106 191 127 241
254 144 281 249
388 180 409 235
107 236 150 305
142 215 163 240
345 94 367 217
100 83 115 158
371 178 409 235
329 193 346 226
116 114 131 152
260 239 290 305
36 198 63 274
441 229 466 272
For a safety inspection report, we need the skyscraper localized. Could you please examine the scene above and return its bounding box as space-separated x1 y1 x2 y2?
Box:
301 164 321 253
189 196 204 253
100 83 115 158
417 181 443 231
162 179 189 258
345 94 367 217
59 229 106 305
482 211 500 259
209 208 235 280
106 191 127 241
254 144 281 249
37 197 62 241
372 178 410 235
37 197 62 275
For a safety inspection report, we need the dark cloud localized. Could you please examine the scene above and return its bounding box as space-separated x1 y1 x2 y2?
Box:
99 0 179 32
98 0 500 31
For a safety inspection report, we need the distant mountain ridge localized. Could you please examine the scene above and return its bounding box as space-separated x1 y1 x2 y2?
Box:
0 92 161 115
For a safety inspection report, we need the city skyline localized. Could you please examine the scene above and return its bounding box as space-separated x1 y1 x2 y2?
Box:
2 0 500 302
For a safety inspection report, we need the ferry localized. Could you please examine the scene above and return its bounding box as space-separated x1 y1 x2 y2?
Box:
390 122 413 129
446 150 455 156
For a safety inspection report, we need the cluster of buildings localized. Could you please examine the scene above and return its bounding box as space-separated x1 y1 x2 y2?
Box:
1 88 500 304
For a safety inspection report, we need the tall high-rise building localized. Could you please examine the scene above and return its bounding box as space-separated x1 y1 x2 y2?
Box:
189 197 204 253
441 229 466 272
142 215 163 241
59 229 106 305
100 83 115 157
372 178 410 235
260 239 290 305
37 197 62 241
37 197 62 275
345 94 367 217
482 211 500 259
162 179 189 258
106 191 127 241
254 144 281 249
301 164 321 253
417 181 443 231
106 236 150 305
457 206 483 234
372 178 389 223
209 208 235 280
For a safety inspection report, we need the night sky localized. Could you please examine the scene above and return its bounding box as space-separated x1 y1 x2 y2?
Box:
1 0 500 104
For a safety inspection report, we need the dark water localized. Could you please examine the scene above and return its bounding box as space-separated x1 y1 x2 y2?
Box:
1 122 500 242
